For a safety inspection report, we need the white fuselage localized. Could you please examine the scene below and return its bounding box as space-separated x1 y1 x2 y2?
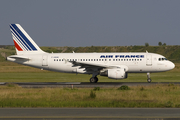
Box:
7 52 175 74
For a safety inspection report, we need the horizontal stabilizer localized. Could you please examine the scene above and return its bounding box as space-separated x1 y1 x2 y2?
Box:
7 55 30 62
7 55 29 59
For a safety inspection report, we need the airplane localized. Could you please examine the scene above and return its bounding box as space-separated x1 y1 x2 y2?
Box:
7 24 175 83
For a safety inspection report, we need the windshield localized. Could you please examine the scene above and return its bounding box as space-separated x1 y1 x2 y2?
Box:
158 58 167 61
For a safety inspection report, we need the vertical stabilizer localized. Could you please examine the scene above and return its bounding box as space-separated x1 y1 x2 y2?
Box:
10 24 45 55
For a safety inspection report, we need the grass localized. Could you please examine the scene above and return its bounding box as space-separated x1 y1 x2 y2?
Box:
0 61 179 107
0 84 180 107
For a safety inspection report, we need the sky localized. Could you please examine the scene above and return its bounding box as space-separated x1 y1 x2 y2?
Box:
1 0 180 47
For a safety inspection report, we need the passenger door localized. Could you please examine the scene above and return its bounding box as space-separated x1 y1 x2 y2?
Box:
42 55 48 66
146 54 152 66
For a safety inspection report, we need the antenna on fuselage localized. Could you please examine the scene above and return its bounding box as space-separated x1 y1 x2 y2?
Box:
146 50 148 53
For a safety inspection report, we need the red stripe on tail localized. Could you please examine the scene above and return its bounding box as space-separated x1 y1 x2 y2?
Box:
13 40 23 51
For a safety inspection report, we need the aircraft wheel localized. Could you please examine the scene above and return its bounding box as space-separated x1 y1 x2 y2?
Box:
90 77 98 83
94 76 98 82
147 78 151 83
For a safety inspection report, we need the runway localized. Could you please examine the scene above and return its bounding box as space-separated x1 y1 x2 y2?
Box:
1 82 180 88
0 108 180 119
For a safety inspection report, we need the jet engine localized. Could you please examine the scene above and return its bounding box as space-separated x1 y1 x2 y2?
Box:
100 68 128 79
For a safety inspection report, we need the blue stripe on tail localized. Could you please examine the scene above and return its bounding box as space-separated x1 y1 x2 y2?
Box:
10 25 31 50
10 29 28 51
10 24 37 51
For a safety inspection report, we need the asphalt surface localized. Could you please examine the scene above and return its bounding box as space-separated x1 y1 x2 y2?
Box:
0 108 180 120
2 82 180 88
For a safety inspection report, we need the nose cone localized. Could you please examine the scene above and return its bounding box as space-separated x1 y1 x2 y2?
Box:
169 61 175 70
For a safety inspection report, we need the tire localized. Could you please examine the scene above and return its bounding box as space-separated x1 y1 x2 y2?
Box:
94 77 98 82
147 78 151 83
90 77 98 83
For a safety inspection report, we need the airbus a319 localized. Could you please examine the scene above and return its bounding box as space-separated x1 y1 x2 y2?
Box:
7 24 175 83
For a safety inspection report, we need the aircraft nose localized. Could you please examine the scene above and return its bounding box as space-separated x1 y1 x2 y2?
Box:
169 61 175 70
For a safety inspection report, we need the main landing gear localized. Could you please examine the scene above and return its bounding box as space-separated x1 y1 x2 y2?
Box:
90 76 98 83
147 72 151 83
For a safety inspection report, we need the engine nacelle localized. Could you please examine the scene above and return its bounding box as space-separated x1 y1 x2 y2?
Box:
100 68 128 79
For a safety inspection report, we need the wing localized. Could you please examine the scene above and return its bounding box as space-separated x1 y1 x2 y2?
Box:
70 61 107 72
69 61 128 73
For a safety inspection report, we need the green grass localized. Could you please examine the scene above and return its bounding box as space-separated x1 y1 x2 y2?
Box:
0 84 180 107
0 62 179 108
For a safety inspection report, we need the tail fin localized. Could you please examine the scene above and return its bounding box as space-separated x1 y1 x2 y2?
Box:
10 24 45 55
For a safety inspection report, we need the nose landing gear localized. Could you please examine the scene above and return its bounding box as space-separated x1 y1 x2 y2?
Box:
147 72 151 83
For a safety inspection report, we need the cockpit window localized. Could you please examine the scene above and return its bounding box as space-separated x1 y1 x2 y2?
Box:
159 58 167 61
